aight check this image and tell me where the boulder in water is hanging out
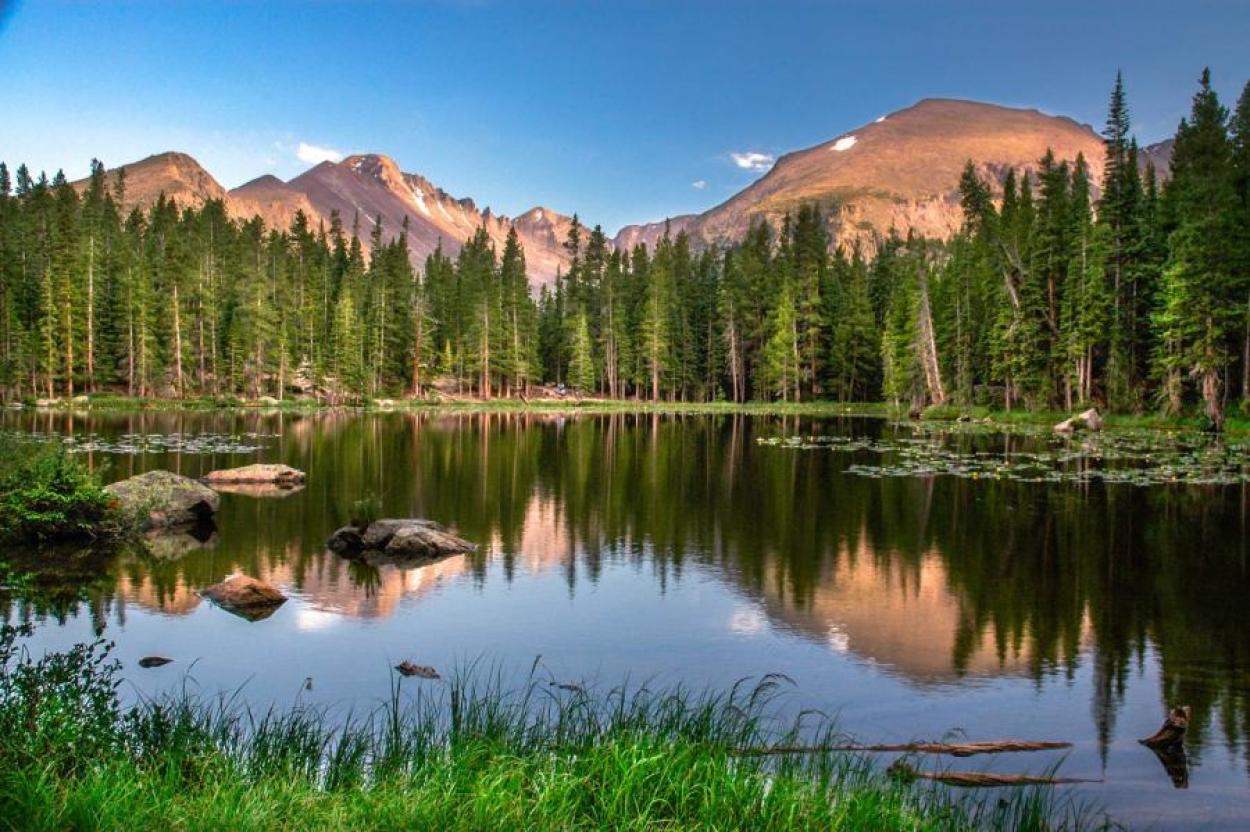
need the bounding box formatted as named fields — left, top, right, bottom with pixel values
left=1054, top=407, right=1103, bottom=434
left=203, top=464, right=306, bottom=487
left=328, top=518, right=474, bottom=563
left=200, top=574, right=287, bottom=621
left=104, top=470, right=220, bottom=530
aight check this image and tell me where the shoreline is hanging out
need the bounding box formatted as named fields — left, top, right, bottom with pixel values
left=7, top=395, right=1248, bottom=434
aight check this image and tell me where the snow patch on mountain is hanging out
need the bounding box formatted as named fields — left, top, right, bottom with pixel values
left=832, top=136, right=858, bottom=152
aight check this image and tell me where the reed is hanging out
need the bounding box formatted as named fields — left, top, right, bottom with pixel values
left=0, top=630, right=1116, bottom=831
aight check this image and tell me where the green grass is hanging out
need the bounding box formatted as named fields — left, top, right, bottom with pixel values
left=0, top=630, right=1117, bottom=831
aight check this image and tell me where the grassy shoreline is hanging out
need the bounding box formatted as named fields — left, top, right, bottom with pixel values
left=9, top=393, right=1249, bottom=434
left=0, top=630, right=1112, bottom=831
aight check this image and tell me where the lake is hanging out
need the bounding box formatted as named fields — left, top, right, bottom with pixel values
left=4, top=408, right=1249, bottom=829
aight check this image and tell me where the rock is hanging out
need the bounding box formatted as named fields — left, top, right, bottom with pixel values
left=203, top=464, right=306, bottom=487
left=385, top=524, right=475, bottom=558
left=327, top=519, right=473, bottom=564
left=373, top=398, right=396, bottom=408
left=395, top=661, right=440, bottom=679
left=956, top=414, right=973, bottom=423
left=104, top=470, right=221, bottom=530
left=200, top=574, right=287, bottom=621
left=138, top=656, right=173, bottom=668
left=34, top=398, right=60, bottom=408
left=72, top=395, right=90, bottom=404
left=326, top=526, right=365, bottom=554
left=361, top=518, right=445, bottom=549
left=255, top=396, right=281, bottom=406
left=1054, top=407, right=1103, bottom=434
left=1078, top=407, right=1103, bottom=431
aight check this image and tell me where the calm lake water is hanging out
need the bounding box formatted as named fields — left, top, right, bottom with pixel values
left=4, top=409, right=1249, bottom=828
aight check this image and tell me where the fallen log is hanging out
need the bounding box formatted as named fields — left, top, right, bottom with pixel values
left=733, top=739, right=1071, bottom=757
left=887, top=762, right=1099, bottom=788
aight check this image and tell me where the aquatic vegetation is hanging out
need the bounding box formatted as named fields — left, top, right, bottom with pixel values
left=0, top=629, right=1113, bottom=831
left=757, top=426, right=1250, bottom=487
left=55, top=431, right=273, bottom=456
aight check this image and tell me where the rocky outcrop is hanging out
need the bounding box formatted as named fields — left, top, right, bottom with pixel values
left=1054, top=408, right=1103, bottom=434
left=104, top=470, right=220, bottom=530
left=328, top=519, right=476, bottom=565
left=203, top=464, right=306, bottom=487
left=199, top=574, right=287, bottom=621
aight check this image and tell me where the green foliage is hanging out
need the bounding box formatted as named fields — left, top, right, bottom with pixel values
left=0, top=70, right=1248, bottom=423
left=0, top=437, right=116, bottom=542
left=0, top=629, right=1111, bottom=831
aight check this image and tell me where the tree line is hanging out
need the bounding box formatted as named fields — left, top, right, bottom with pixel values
left=0, top=71, right=1247, bottom=424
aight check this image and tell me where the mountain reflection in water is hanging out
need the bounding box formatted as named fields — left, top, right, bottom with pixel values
left=3, top=409, right=1249, bottom=827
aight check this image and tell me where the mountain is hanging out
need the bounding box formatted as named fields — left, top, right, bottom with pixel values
left=285, top=154, right=574, bottom=285
left=683, top=99, right=1111, bottom=253
left=227, top=174, right=321, bottom=232
left=612, top=215, right=698, bottom=252
left=73, top=97, right=1176, bottom=286
left=77, top=152, right=579, bottom=285
left=74, top=151, right=229, bottom=212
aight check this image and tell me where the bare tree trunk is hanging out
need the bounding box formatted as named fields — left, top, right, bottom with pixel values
left=86, top=234, right=95, bottom=392
left=172, top=284, right=184, bottom=398
left=916, top=266, right=946, bottom=406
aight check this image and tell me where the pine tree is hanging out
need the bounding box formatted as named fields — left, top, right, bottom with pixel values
left=1156, top=69, right=1238, bottom=428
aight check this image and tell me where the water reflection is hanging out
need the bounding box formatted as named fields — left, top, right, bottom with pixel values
left=2, top=409, right=1249, bottom=776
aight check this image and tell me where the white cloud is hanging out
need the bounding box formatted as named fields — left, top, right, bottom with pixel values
left=730, top=151, right=775, bottom=172
left=691, top=179, right=707, bottom=190
left=296, top=141, right=344, bottom=165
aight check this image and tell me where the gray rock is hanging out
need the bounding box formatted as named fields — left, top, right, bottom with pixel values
left=1054, top=407, right=1104, bottom=434
left=326, top=518, right=472, bottom=563
left=104, top=470, right=221, bottom=530
left=385, top=524, right=475, bottom=558
left=327, top=525, right=365, bottom=554
left=360, top=518, right=445, bottom=549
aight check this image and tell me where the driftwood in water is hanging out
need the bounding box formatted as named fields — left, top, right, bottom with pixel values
left=1140, top=706, right=1191, bottom=749
left=734, top=739, right=1071, bottom=758
left=1139, top=706, right=1191, bottom=789
left=887, top=761, right=1099, bottom=788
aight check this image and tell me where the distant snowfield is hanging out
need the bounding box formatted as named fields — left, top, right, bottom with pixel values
left=832, top=135, right=858, bottom=152
left=875, top=115, right=886, bottom=123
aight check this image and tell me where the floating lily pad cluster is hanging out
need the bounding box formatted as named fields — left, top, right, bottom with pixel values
left=55, top=432, right=273, bottom=456
left=757, top=427, right=1250, bottom=487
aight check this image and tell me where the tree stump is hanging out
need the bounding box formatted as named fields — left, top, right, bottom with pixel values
left=1139, top=705, right=1191, bottom=789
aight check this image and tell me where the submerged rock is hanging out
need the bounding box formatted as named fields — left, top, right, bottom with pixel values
left=104, top=470, right=221, bottom=530
left=395, top=661, right=440, bottom=679
left=200, top=574, right=287, bottom=621
left=203, top=464, right=306, bottom=487
left=138, top=656, right=173, bottom=668
left=1054, top=407, right=1103, bottom=434
left=328, top=518, right=474, bottom=564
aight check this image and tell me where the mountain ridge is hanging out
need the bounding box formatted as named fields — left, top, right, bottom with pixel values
left=71, top=98, right=1172, bottom=284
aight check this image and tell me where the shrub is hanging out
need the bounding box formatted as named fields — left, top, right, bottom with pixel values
left=0, top=437, right=118, bottom=542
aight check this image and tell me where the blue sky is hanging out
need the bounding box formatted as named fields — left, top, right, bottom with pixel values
left=2, top=0, right=1249, bottom=232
